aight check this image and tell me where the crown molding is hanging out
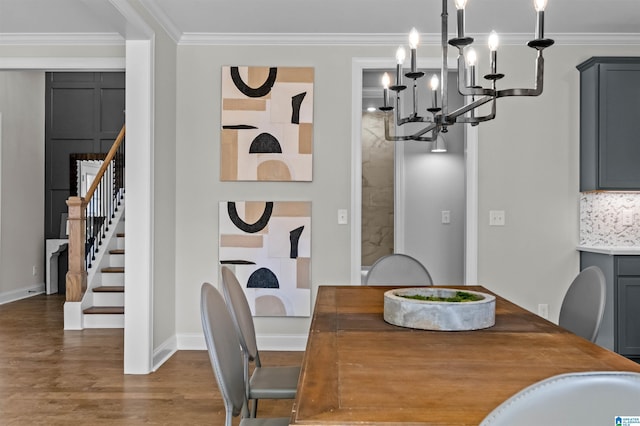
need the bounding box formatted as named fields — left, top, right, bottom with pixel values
left=0, top=57, right=125, bottom=71
left=179, top=32, right=640, bottom=46
left=1, top=31, right=638, bottom=48
left=0, top=33, right=124, bottom=46
left=138, top=0, right=181, bottom=43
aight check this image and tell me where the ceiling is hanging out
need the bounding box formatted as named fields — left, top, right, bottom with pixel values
left=0, top=0, right=639, bottom=43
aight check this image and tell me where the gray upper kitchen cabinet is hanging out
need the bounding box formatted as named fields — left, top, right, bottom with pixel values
left=577, top=57, right=640, bottom=191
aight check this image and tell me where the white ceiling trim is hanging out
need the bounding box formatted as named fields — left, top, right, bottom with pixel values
left=138, top=0, right=181, bottom=43
left=0, top=57, right=125, bottom=70
left=178, top=32, right=640, bottom=46
left=0, top=33, right=124, bottom=46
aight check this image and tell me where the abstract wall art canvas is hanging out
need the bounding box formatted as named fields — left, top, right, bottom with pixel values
left=221, top=66, right=314, bottom=181
left=219, top=201, right=311, bottom=317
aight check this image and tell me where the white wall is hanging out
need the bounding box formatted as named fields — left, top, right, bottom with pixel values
left=401, top=70, right=465, bottom=285
left=477, top=44, right=640, bottom=321
left=175, top=42, right=640, bottom=348
left=0, top=71, right=45, bottom=303
left=176, top=45, right=372, bottom=346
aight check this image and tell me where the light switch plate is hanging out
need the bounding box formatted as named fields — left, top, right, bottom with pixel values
left=338, top=209, right=348, bottom=225
left=441, top=210, right=451, bottom=224
left=489, top=210, right=505, bottom=226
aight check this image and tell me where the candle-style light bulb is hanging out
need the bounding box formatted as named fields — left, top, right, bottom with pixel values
left=381, top=72, right=391, bottom=108
left=466, top=48, right=477, bottom=87
left=409, top=28, right=419, bottom=73
left=534, top=0, right=547, bottom=12
left=454, top=0, right=468, bottom=38
left=455, top=0, right=468, bottom=9
left=382, top=72, right=391, bottom=89
left=429, top=74, right=439, bottom=91
left=488, top=31, right=499, bottom=51
left=430, top=74, right=439, bottom=108
left=466, top=48, right=477, bottom=67
left=409, top=28, right=420, bottom=49
left=534, top=0, right=547, bottom=39
left=488, top=31, right=499, bottom=75
left=396, top=46, right=406, bottom=65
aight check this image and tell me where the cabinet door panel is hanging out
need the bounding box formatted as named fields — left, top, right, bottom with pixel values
left=617, top=277, right=640, bottom=356
left=599, top=64, right=640, bottom=189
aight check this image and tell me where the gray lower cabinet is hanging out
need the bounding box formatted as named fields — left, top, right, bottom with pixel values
left=581, top=252, right=640, bottom=359
left=577, top=57, right=640, bottom=191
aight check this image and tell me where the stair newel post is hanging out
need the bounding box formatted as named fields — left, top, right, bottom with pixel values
left=66, top=196, right=87, bottom=302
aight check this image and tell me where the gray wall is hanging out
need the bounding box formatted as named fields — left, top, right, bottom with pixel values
left=401, top=70, right=465, bottom=285
left=0, top=71, right=45, bottom=302
left=175, top=42, right=640, bottom=345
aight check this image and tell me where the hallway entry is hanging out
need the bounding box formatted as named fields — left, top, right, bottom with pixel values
left=44, top=72, right=125, bottom=292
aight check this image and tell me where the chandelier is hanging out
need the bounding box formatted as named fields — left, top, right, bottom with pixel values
left=379, top=0, right=554, bottom=142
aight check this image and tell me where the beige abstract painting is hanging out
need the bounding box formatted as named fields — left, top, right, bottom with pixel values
left=219, top=201, right=311, bottom=317
left=221, top=66, right=314, bottom=181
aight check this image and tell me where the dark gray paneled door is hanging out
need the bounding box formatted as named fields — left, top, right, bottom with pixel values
left=45, top=72, right=125, bottom=239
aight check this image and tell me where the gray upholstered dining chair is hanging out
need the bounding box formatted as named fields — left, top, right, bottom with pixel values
left=558, top=265, right=606, bottom=342
left=479, top=371, right=640, bottom=426
left=200, top=283, right=290, bottom=426
left=220, top=266, right=300, bottom=417
left=364, top=253, right=433, bottom=286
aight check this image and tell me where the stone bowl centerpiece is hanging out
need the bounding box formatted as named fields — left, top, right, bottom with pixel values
left=383, top=287, right=496, bottom=331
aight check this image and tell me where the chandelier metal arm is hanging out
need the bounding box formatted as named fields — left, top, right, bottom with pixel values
left=496, top=53, right=545, bottom=98
left=384, top=112, right=439, bottom=142
left=446, top=96, right=497, bottom=125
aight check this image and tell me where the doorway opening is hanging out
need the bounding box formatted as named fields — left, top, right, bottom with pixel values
left=352, top=58, right=478, bottom=286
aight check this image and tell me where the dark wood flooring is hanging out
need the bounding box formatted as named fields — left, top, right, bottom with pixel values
left=0, top=294, right=302, bottom=425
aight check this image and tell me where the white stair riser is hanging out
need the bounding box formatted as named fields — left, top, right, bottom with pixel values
left=83, top=314, right=124, bottom=329
left=93, top=292, right=124, bottom=307
left=109, top=255, right=124, bottom=268
left=116, top=237, right=125, bottom=250
left=100, top=272, right=124, bottom=286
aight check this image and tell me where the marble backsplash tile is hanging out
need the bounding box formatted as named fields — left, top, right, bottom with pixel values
left=580, top=192, right=640, bottom=246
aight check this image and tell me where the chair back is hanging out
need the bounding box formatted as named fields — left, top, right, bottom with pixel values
left=364, top=253, right=433, bottom=286
left=558, top=266, right=606, bottom=342
left=200, top=282, right=247, bottom=426
left=480, top=371, right=640, bottom=426
left=220, top=266, right=260, bottom=363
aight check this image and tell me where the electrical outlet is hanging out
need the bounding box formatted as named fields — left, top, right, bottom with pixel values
left=489, top=210, right=505, bottom=226
left=32, top=266, right=39, bottom=277
left=538, top=303, right=549, bottom=319
left=622, top=209, right=634, bottom=226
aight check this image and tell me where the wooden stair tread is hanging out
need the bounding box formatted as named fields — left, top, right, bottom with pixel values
left=109, top=249, right=125, bottom=255
left=101, top=267, right=124, bottom=273
left=83, top=306, right=124, bottom=315
left=93, top=286, right=124, bottom=293
left=117, top=233, right=125, bottom=238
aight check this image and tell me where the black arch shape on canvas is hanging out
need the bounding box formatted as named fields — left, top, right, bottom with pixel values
left=230, top=67, right=277, bottom=98
left=222, top=124, right=258, bottom=130
left=249, top=133, right=283, bottom=154
left=247, top=267, right=280, bottom=289
left=291, top=92, right=307, bottom=124
left=227, top=201, right=273, bottom=234
left=289, top=226, right=304, bottom=258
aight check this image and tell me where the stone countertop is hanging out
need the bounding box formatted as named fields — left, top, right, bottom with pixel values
left=577, top=245, right=640, bottom=255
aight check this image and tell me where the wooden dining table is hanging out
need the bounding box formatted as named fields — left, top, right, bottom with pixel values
left=289, top=285, right=640, bottom=425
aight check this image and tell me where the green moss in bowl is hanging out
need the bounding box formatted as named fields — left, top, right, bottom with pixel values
left=400, top=291, right=484, bottom=303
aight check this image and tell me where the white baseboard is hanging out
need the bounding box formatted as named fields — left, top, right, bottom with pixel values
left=0, top=283, right=45, bottom=305
left=153, top=335, right=178, bottom=371
left=177, top=332, right=308, bottom=352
